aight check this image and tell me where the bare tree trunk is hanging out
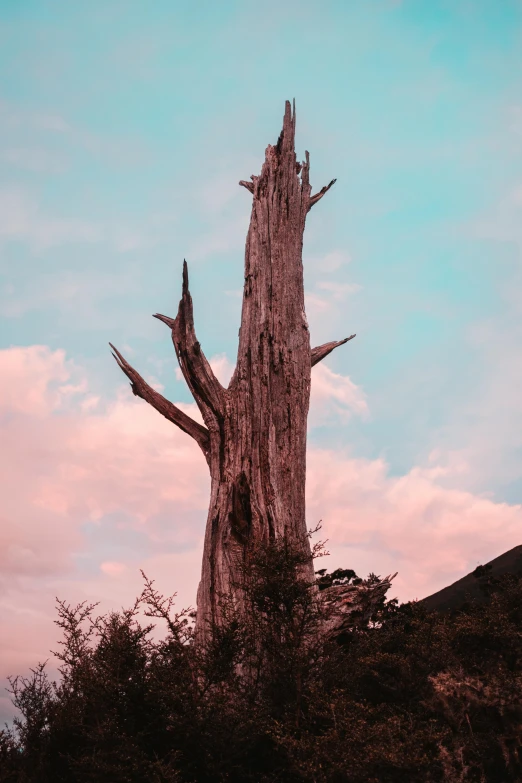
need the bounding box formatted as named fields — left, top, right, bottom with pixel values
left=110, top=101, right=354, bottom=642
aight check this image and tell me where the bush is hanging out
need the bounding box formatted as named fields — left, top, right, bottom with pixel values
left=1, top=541, right=521, bottom=782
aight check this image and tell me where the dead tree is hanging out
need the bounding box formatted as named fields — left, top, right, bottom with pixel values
left=110, top=101, right=355, bottom=641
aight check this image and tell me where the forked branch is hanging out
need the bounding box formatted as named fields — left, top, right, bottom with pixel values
left=311, top=335, right=356, bottom=367
left=109, top=342, right=211, bottom=463
left=154, top=260, right=226, bottom=423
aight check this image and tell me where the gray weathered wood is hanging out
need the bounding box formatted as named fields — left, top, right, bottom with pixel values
left=110, top=101, right=355, bottom=641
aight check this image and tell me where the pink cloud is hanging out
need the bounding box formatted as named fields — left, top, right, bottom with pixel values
left=310, top=363, right=369, bottom=425
left=0, top=345, right=89, bottom=417
left=99, top=561, right=128, bottom=576
left=305, top=291, right=331, bottom=317
left=208, top=353, right=235, bottom=386
left=1, top=344, right=521, bottom=724
left=304, top=261, right=360, bottom=321
left=307, top=449, right=522, bottom=602
left=176, top=352, right=235, bottom=388
left=0, top=345, right=209, bottom=705
left=306, top=250, right=352, bottom=272
left=316, top=281, right=362, bottom=300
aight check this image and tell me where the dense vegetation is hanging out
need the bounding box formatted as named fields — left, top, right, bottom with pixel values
left=1, top=540, right=521, bottom=782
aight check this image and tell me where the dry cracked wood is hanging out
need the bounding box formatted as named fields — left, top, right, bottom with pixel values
left=110, top=100, right=356, bottom=641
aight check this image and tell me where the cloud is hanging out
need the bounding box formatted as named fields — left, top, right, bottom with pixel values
left=305, top=291, right=331, bottom=317
left=0, top=100, right=71, bottom=134
left=307, top=448, right=522, bottom=603
left=304, top=260, right=361, bottom=319
left=1, top=344, right=522, bottom=726
left=176, top=353, right=366, bottom=416
left=100, top=561, right=128, bottom=576
left=2, top=274, right=102, bottom=319
left=1, top=147, right=67, bottom=173
left=0, top=343, right=209, bottom=587
left=507, top=105, right=522, bottom=139
left=316, top=281, right=362, bottom=300
left=0, top=343, right=211, bottom=721
left=310, top=363, right=369, bottom=426
left=0, top=185, right=161, bottom=259
left=186, top=212, right=249, bottom=261
left=0, top=345, right=86, bottom=416
left=305, top=286, right=360, bottom=320
left=200, top=170, right=245, bottom=216
left=0, top=186, right=102, bottom=251
left=425, top=183, right=522, bottom=497
left=307, top=250, right=352, bottom=272
left=0, top=99, right=149, bottom=168
left=208, top=353, right=235, bottom=386
left=466, top=183, right=522, bottom=248
left=182, top=164, right=258, bottom=261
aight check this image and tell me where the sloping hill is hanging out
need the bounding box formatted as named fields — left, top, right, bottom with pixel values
left=421, top=544, right=522, bottom=613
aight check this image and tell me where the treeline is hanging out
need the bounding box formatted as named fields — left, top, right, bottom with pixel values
left=1, top=540, right=521, bottom=782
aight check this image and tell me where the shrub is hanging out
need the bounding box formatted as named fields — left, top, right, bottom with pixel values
left=1, top=542, right=521, bottom=782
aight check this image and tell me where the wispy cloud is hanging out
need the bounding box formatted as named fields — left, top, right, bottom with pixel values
left=0, top=99, right=150, bottom=168
left=307, top=250, right=352, bottom=273
left=1, top=147, right=67, bottom=173
left=305, top=272, right=361, bottom=318
left=186, top=213, right=249, bottom=261
left=0, top=185, right=164, bottom=258
left=310, top=363, right=369, bottom=427
left=316, top=280, right=362, bottom=300
left=0, top=100, right=71, bottom=134
left=0, top=186, right=102, bottom=251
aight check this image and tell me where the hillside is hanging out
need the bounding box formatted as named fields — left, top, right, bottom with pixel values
left=421, top=544, right=522, bottom=612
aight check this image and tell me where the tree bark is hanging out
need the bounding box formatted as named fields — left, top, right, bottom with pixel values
left=110, top=101, right=354, bottom=642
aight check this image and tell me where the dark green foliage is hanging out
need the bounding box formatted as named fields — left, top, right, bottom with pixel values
left=316, top=567, right=358, bottom=590
left=1, top=544, right=522, bottom=782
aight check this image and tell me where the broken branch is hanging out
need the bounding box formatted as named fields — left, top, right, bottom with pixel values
left=109, top=342, right=211, bottom=463
left=309, top=178, right=336, bottom=211
left=311, top=335, right=356, bottom=367
left=239, top=179, right=254, bottom=194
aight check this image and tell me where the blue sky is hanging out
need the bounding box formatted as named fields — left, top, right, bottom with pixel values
left=2, top=0, right=521, bottom=480
left=1, top=0, right=522, bottom=722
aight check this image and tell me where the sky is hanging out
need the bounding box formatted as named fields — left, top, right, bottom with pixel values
left=1, top=0, right=522, bottom=724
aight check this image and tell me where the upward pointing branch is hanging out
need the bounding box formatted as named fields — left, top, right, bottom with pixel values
left=110, top=261, right=223, bottom=466
left=309, top=178, right=336, bottom=211
left=154, top=260, right=226, bottom=427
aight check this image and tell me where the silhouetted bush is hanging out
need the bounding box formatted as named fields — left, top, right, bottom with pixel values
left=1, top=540, right=521, bottom=782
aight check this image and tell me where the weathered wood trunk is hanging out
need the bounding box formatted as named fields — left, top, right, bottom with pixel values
left=110, top=101, right=354, bottom=641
